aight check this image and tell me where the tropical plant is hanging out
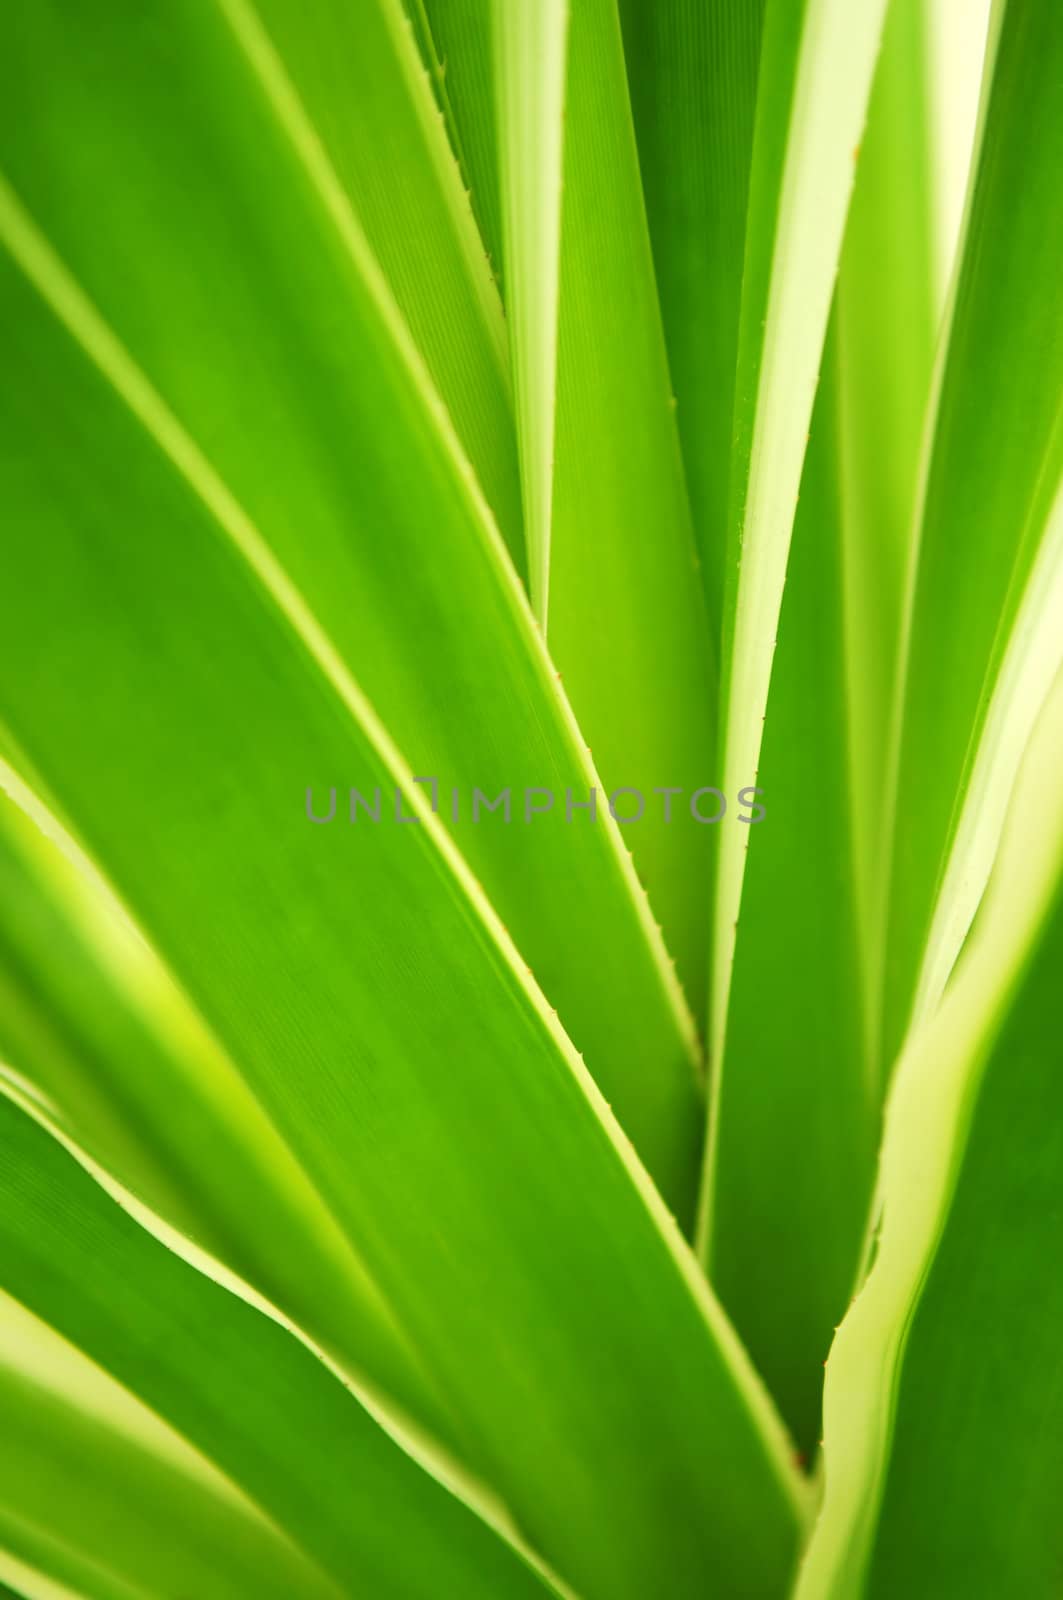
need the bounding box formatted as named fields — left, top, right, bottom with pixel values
left=0, top=0, right=1061, bottom=1595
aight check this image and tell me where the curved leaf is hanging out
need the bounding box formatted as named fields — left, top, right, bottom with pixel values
left=0, top=0, right=701, bottom=1221
left=410, top=0, right=718, bottom=1017
left=547, top=0, right=716, bottom=1015
left=618, top=0, right=765, bottom=637
left=698, top=4, right=912, bottom=1435
left=796, top=662, right=1063, bottom=1599
left=0, top=771, right=459, bottom=1448
left=0, top=1092, right=566, bottom=1600
left=701, top=330, right=875, bottom=1455
left=0, top=1292, right=338, bottom=1600
left=0, top=202, right=806, bottom=1600
left=710, top=0, right=888, bottom=1067
left=880, top=0, right=1063, bottom=1064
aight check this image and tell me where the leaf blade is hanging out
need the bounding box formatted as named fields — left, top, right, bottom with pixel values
left=0, top=192, right=806, bottom=1600
left=0, top=0, right=702, bottom=1220
left=880, top=0, right=1063, bottom=1064
left=796, top=662, right=1063, bottom=1600
left=492, top=0, right=568, bottom=621
left=618, top=0, right=765, bottom=637
left=710, top=0, right=889, bottom=1066
left=0, top=1092, right=568, bottom=1600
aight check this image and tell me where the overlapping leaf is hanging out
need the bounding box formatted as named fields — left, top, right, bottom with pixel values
left=1, top=3, right=1056, bottom=1596
left=0, top=1289, right=337, bottom=1600
left=0, top=777, right=455, bottom=1448
left=491, top=0, right=567, bottom=620
left=709, top=0, right=888, bottom=1070
left=545, top=0, right=716, bottom=1016
left=797, top=663, right=1063, bottom=1600
left=426, top=0, right=717, bottom=1015
left=418, top=0, right=505, bottom=283
left=880, top=0, right=1063, bottom=1065
left=699, top=0, right=938, bottom=1451
left=0, top=0, right=702, bottom=1223
left=0, top=191, right=806, bottom=1600
left=0, top=1091, right=564, bottom=1600
left=701, top=333, right=873, bottom=1455
left=241, top=0, right=525, bottom=569
left=618, top=0, right=765, bottom=637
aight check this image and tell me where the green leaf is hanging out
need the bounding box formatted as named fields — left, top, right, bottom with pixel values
left=415, top=0, right=718, bottom=1018
left=710, top=0, right=888, bottom=1066
left=835, top=0, right=936, bottom=992
left=698, top=0, right=940, bottom=1453
left=0, top=1090, right=566, bottom=1600
left=924, top=0, right=995, bottom=310
left=492, top=0, right=568, bottom=622
left=0, top=1577, right=37, bottom=1600
left=0, top=771, right=457, bottom=1451
left=696, top=0, right=901, bottom=1435
left=880, top=0, right=1063, bottom=1066
left=0, top=198, right=806, bottom=1600
left=418, top=0, right=505, bottom=283
left=795, top=662, right=1063, bottom=1600
left=618, top=0, right=766, bottom=637
left=0, top=1293, right=339, bottom=1600
left=699, top=329, right=875, bottom=1456
left=0, top=0, right=702, bottom=1221
left=237, top=0, right=525, bottom=572
left=546, top=0, right=716, bottom=1016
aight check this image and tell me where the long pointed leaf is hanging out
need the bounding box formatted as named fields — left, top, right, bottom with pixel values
left=0, top=1092, right=566, bottom=1600
left=237, top=0, right=525, bottom=569
left=880, top=0, right=1063, bottom=1065
left=0, top=774, right=458, bottom=1450
left=700, top=330, right=874, bottom=1454
left=547, top=0, right=716, bottom=1014
left=0, top=210, right=806, bottom=1600
left=835, top=0, right=936, bottom=983
left=0, top=1293, right=337, bottom=1600
left=618, top=0, right=765, bottom=636
left=410, top=0, right=718, bottom=1014
left=0, top=0, right=701, bottom=1219
left=418, top=0, right=505, bottom=282
left=710, top=0, right=888, bottom=1064
left=492, top=0, right=567, bottom=621
left=796, top=661, right=1063, bottom=1599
